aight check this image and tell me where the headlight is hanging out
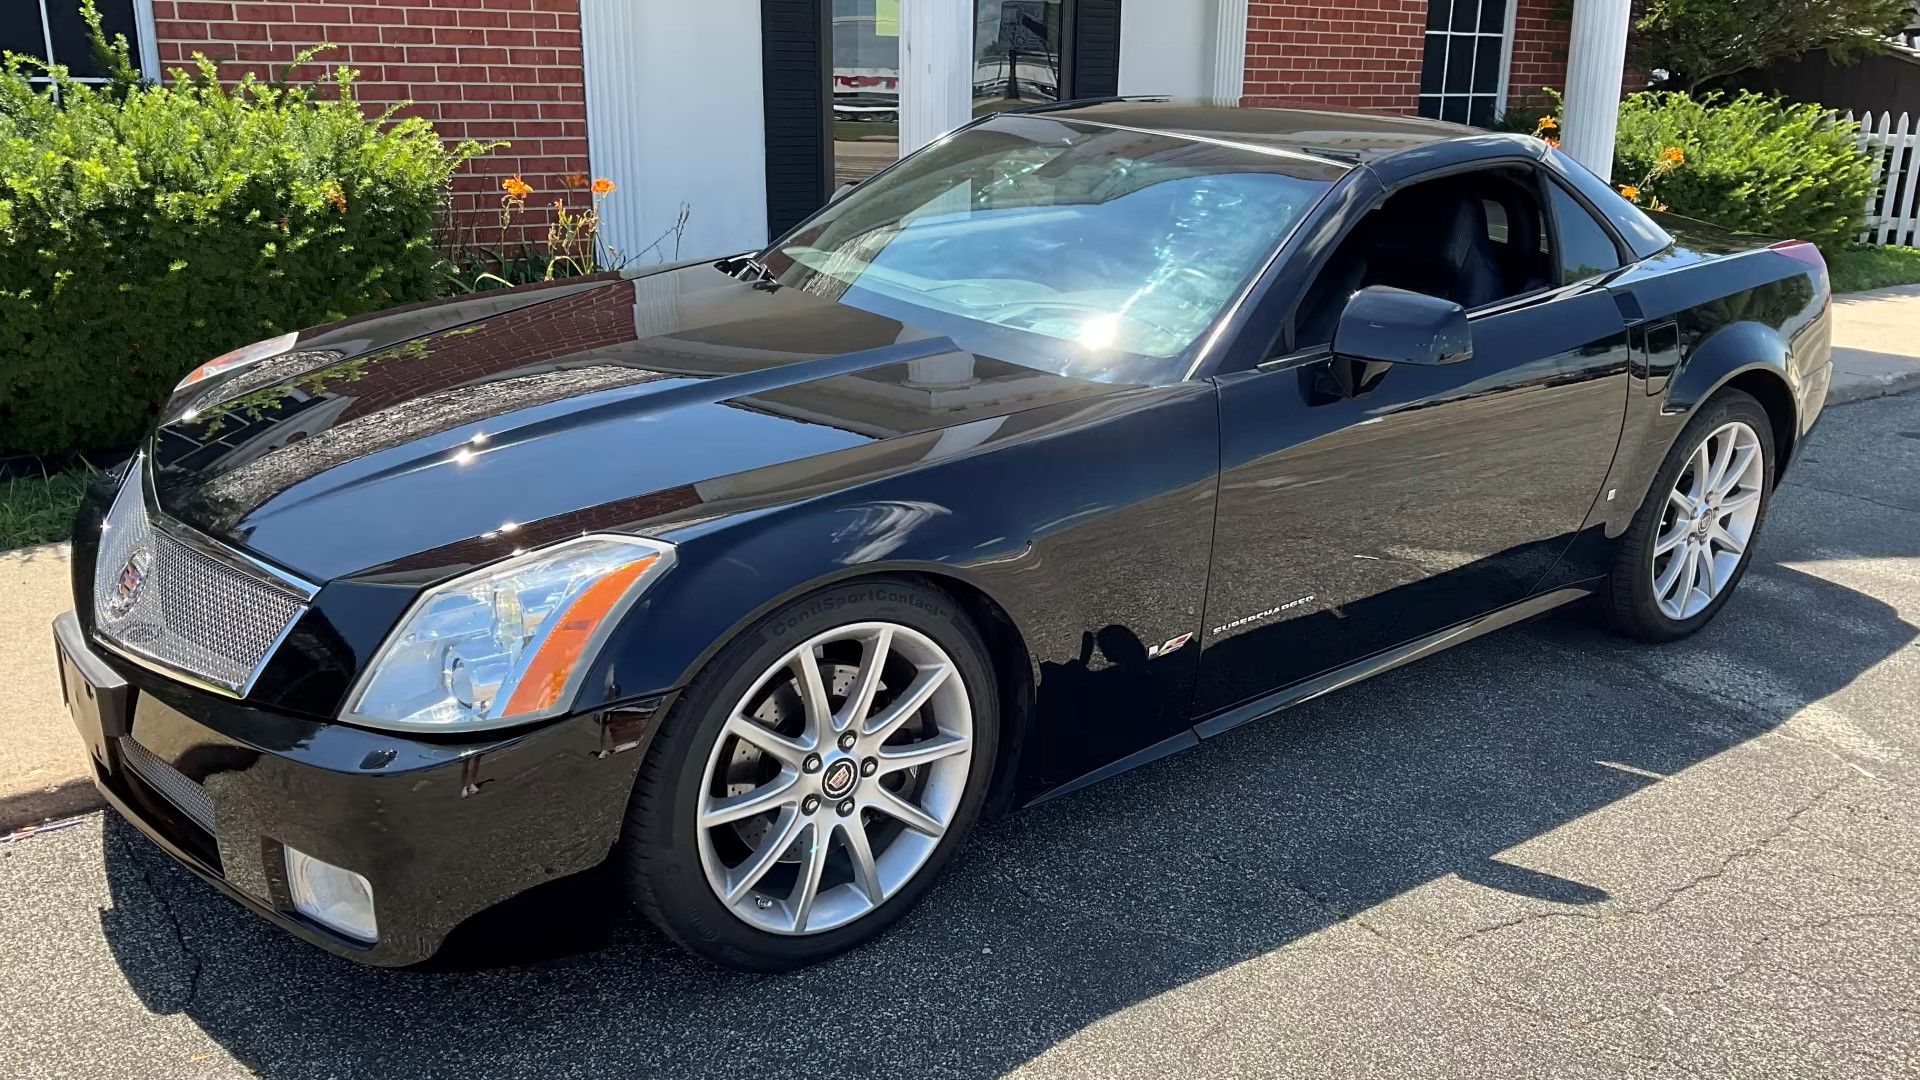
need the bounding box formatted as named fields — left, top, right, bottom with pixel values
left=174, top=331, right=300, bottom=391
left=341, top=535, right=675, bottom=733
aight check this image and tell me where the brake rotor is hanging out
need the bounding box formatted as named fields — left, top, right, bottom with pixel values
left=726, top=662, right=859, bottom=860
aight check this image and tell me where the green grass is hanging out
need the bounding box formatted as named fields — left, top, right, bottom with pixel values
left=1827, top=245, right=1920, bottom=294
left=0, top=465, right=97, bottom=551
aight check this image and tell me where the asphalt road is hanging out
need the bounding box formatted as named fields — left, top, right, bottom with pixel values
left=4, top=392, right=1919, bottom=1080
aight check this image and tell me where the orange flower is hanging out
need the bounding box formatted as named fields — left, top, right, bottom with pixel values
left=1544, top=136, right=1561, bottom=149
left=563, top=171, right=589, bottom=189
left=324, top=183, right=347, bottom=213
left=1618, top=183, right=1640, bottom=201
left=591, top=177, right=616, bottom=196
left=1660, top=146, right=1685, bottom=164
left=502, top=176, right=533, bottom=199
left=1536, top=115, right=1558, bottom=131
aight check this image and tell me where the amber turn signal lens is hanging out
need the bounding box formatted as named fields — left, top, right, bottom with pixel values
left=501, top=554, right=658, bottom=717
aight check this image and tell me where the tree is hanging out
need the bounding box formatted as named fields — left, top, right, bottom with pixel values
left=1633, top=0, right=1914, bottom=90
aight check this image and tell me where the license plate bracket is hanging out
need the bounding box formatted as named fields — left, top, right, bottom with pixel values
left=53, top=613, right=133, bottom=755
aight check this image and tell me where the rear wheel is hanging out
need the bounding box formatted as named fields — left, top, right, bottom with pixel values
left=619, top=579, right=997, bottom=971
left=1606, top=389, right=1774, bottom=641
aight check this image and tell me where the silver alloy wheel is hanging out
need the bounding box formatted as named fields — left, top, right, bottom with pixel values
left=695, top=622, right=973, bottom=935
left=1652, top=420, right=1765, bottom=621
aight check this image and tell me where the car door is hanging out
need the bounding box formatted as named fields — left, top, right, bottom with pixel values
left=1192, top=163, right=1634, bottom=718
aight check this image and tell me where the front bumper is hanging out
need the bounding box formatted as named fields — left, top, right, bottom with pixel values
left=55, top=611, right=659, bottom=966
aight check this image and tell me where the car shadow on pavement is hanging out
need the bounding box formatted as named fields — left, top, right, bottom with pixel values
left=94, top=552, right=1916, bottom=1079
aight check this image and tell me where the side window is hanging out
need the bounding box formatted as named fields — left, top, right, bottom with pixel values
left=1547, top=183, right=1623, bottom=284
left=1292, top=169, right=1559, bottom=349
left=1482, top=198, right=1508, bottom=243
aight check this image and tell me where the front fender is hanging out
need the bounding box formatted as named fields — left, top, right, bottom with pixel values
left=598, top=510, right=1031, bottom=711
left=573, top=381, right=1222, bottom=802
left=585, top=384, right=1219, bottom=704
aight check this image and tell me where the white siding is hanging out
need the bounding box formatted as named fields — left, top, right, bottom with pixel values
left=581, top=0, right=770, bottom=263
left=1118, top=0, right=1214, bottom=99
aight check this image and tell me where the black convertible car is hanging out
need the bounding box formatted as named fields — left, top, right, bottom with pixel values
left=55, top=102, right=1832, bottom=971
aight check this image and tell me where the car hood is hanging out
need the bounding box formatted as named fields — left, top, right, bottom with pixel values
left=149, top=263, right=1132, bottom=582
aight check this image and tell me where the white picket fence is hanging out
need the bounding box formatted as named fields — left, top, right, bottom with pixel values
left=1846, top=111, right=1920, bottom=248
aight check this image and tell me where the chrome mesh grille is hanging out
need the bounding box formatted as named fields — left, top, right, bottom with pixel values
left=92, top=467, right=308, bottom=694
left=118, top=737, right=215, bottom=834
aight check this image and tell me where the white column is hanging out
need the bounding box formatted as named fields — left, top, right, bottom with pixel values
left=1559, top=0, right=1632, bottom=180
left=1210, top=0, right=1249, bottom=106
left=899, top=0, right=974, bottom=156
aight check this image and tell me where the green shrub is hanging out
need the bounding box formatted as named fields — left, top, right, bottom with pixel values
left=1612, top=92, right=1874, bottom=254
left=0, top=42, right=488, bottom=455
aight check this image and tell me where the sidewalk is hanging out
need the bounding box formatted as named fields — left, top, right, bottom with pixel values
left=0, top=543, right=96, bottom=830
left=5, top=288, right=1920, bottom=834
left=1828, top=283, right=1920, bottom=404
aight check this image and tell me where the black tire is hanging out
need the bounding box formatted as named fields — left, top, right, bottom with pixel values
left=1605, top=388, right=1775, bottom=641
left=618, top=577, right=999, bottom=972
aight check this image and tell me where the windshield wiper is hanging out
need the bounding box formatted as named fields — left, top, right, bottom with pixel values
left=719, top=252, right=780, bottom=289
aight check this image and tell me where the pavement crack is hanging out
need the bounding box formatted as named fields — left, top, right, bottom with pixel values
left=1439, top=777, right=1854, bottom=956
left=107, top=825, right=205, bottom=1011
left=1780, top=478, right=1920, bottom=516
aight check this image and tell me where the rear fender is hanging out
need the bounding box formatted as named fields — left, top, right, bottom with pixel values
left=1665, top=320, right=1792, bottom=418
left=1599, top=319, right=1797, bottom=540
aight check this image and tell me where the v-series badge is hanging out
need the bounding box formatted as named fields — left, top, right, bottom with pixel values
left=1212, top=595, right=1315, bottom=636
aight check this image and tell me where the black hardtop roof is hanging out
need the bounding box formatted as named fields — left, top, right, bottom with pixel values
left=1017, top=98, right=1482, bottom=167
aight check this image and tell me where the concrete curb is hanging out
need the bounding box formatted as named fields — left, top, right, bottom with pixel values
left=0, top=776, right=102, bottom=835
left=1826, top=366, right=1920, bottom=407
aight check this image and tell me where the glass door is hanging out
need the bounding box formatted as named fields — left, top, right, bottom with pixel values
left=827, top=0, right=1071, bottom=188
left=830, top=0, right=902, bottom=186
left=972, top=0, right=1065, bottom=119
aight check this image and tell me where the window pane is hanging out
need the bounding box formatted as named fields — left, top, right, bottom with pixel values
left=1549, top=147, right=1674, bottom=258
left=2, top=5, right=48, bottom=61
left=1445, top=36, right=1474, bottom=93
left=46, top=0, right=139, bottom=78
left=1478, top=0, right=1508, bottom=33
left=1449, top=0, right=1477, bottom=31
left=973, top=1, right=1064, bottom=116
left=1426, top=1, right=1450, bottom=32
left=1417, top=95, right=1443, bottom=120
left=1549, top=183, right=1622, bottom=283
left=1468, top=96, right=1496, bottom=128
left=832, top=0, right=901, bottom=186
left=1471, top=37, right=1501, bottom=94
left=1441, top=96, right=1469, bottom=124
left=1419, top=35, right=1446, bottom=94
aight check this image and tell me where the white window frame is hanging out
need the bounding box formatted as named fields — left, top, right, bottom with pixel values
left=20, top=0, right=161, bottom=89
left=1417, top=0, right=1519, bottom=126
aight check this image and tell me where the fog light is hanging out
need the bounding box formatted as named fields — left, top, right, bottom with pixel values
left=284, top=847, right=378, bottom=943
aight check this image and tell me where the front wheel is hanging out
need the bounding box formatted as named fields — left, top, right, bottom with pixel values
left=619, top=579, right=997, bottom=971
left=1606, top=388, right=1774, bottom=641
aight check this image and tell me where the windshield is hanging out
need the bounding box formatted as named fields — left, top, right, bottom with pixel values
left=764, top=114, right=1341, bottom=382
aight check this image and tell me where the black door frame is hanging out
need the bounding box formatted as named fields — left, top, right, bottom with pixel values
left=758, top=0, right=1124, bottom=238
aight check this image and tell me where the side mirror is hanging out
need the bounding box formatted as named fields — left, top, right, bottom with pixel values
left=1332, top=286, right=1472, bottom=367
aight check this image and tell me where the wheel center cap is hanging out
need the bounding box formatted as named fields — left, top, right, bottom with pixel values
left=820, top=757, right=858, bottom=799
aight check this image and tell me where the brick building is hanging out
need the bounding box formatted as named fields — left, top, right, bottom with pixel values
left=9, top=0, right=1604, bottom=260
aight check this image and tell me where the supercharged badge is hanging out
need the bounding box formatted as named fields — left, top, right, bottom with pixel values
left=1212, top=595, right=1315, bottom=636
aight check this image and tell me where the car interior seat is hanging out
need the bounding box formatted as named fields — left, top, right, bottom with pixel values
left=1293, top=172, right=1556, bottom=350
